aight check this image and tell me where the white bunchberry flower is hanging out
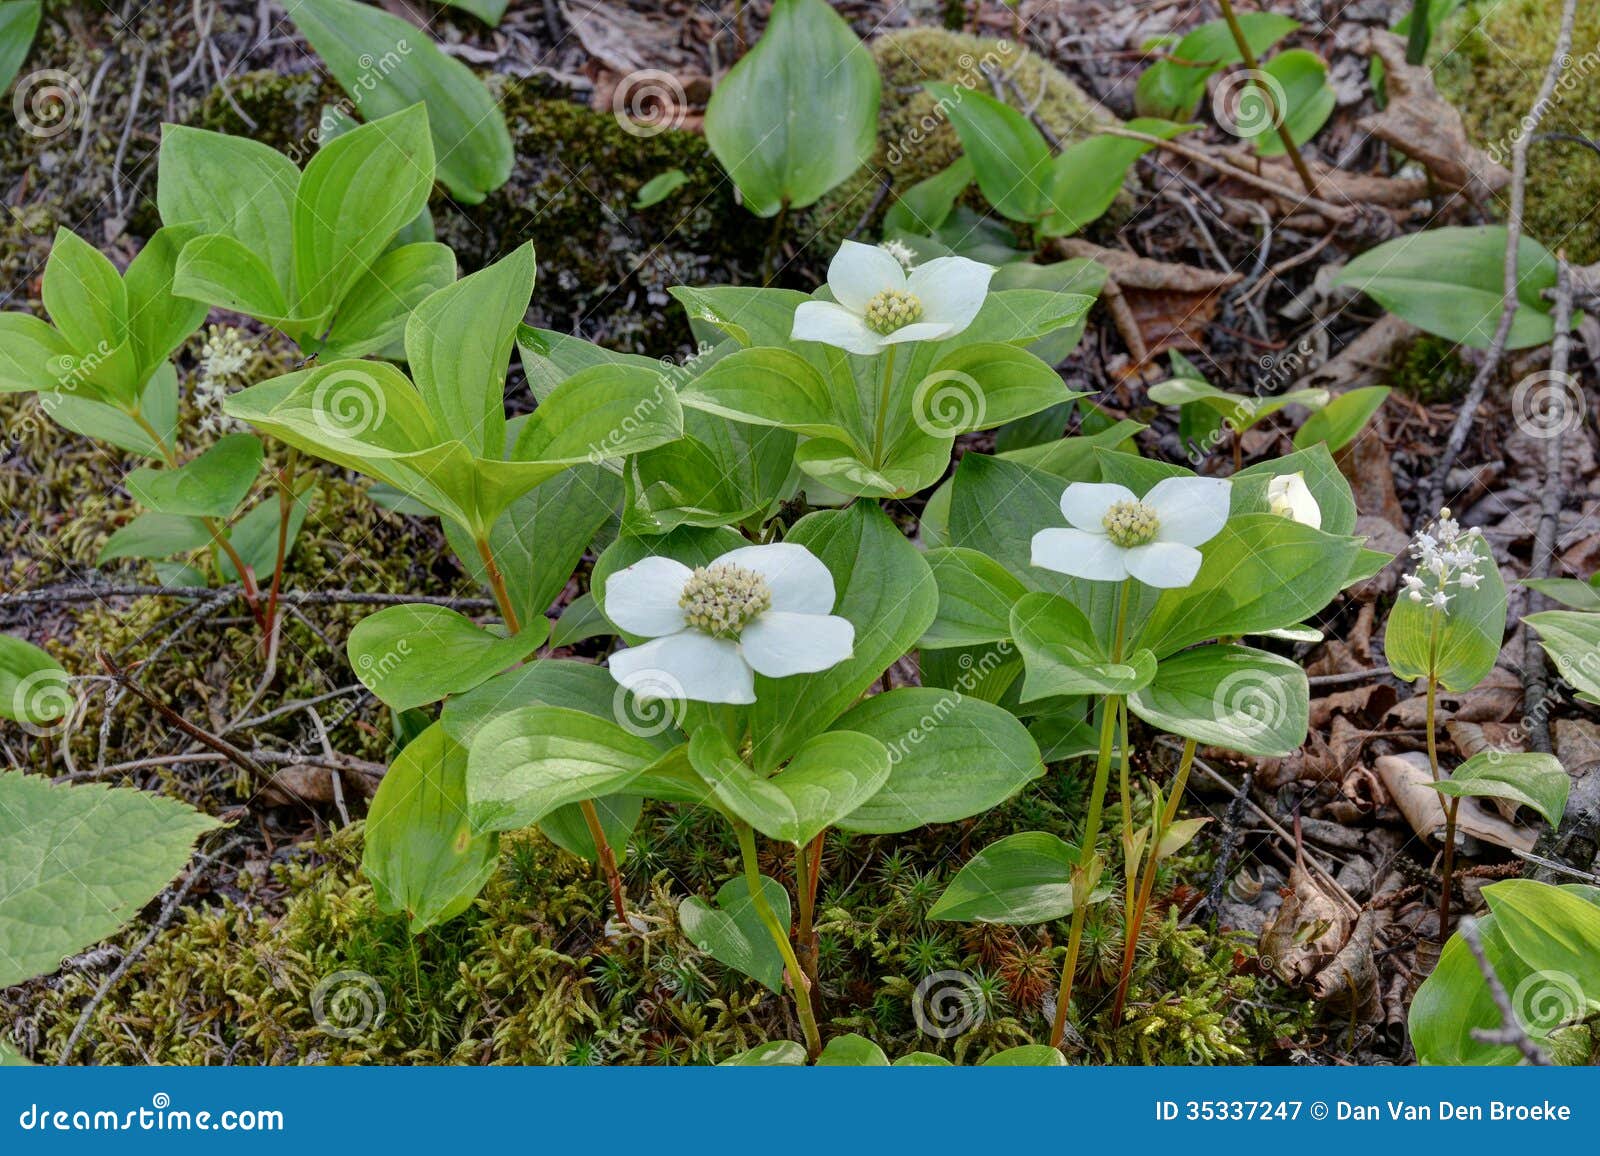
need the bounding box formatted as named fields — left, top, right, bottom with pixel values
left=1267, top=472, right=1321, bottom=528
left=878, top=238, right=917, bottom=271
left=1400, top=508, right=1487, bottom=613
left=791, top=239, right=993, bottom=356
left=1031, top=477, right=1233, bottom=589
left=604, top=543, right=855, bottom=705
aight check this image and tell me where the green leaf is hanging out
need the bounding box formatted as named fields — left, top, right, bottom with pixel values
left=406, top=242, right=531, bottom=457
left=122, top=225, right=209, bottom=379
left=884, top=157, right=973, bottom=237
left=124, top=433, right=262, bottom=518
left=0, top=770, right=219, bottom=987
left=98, top=512, right=210, bottom=565
left=1430, top=751, right=1568, bottom=829
left=893, top=1051, right=954, bottom=1067
left=929, top=83, right=1050, bottom=223
left=362, top=723, right=499, bottom=934
left=549, top=592, right=614, bottom=649
left=679, top=345, right=864, bottom=451
left=1523, top=578, right=1600, bottom=612
left=688, top=728, right=889, bottom=846
left=42, top=228, right=127, bottom=360
left=291, top=103, right=436, bottom=326
left=173, top=234, right=295, bottom=327
left=1135, top=515, right=1362, bottom=658
left=465, top=705, right=663, bottom=833
left=321, top=241, right=456, bottom=360
left=44, top=365, right=177, bottom=460
left=0, top=634, right=69, bottom=728
left=1230, top=442, right=1359, bottom=536
left=831, top=689, right=1045, bottom=834
left=434, top=0, right=507, bottom=24
left=1384, top=531, right=1506, bottom=692
left=537, top=795, right=641, bottom=864
left=1129, top=644, right=1309, bottom=757
left=919, top=342, right=1079, bottom=433
left=0, top=2, right=41, bottom=95
left=930, top=831, right=1094, bottom=924
left=1242, top=50, right=1335, bottom=157
left=703, top=0, right=879, bottom=217
left=720, top=1040, right=808, bottom=1066
left=633, top=168, right=688, bottom=209
left=346, top=603, right=545, bottom=713
left=285, top=0, right=509, bottom=204
left=0, top=313, right=76, bottom=394
left=157, top=123, right=299, bottom=287
left=1041, top=119, right=1193, bottom=236
left=1012, top=592, right=1157, bottom=700
left=679, top=874, right=791, bottom=993
left=1292, top=386, right=1390, bottom=453
left=983, top=1044, right=1068, bottom=1066
left=1134, top=13, right=1299, bottom=119
left=1524, top=610, right=1600, bottom=703
left=1333, top=226, right=1560, bottom=351
left=815, top=1034, right=889, bottom=1066
left=1147, top=376, right=1329, bottom=433
left=749, top=503, right=937, bottom=771
left=922, top=547, right=1029, bottom=648
left=441, top=658, right=649, bottom=750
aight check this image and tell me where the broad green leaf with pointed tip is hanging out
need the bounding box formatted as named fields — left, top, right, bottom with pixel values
left=1147, top=376, right=1329, bottom=432
left=1292, top=385, right=1390, bottom=454
left=922, top=546, right=1029, bottom=648
left=633, top=168, right=688, bottom=209
left=1524, top=610, right=1600, bottom=703
left=441, top=658, right=656, bottom=750
left=42, top=228, right=128, bottom=358
left=884, top=156, right=973, bottom=237
left=285, top=0, right=509, bottom=203
left=832, top=689, right=1045, bottom=834
left=157, top=123, right=299, bottom=286
left=405, top=243, right=531, bottom=456
left=918, top=342, right=1082, bottom=433
left=929, top=83, right=1050, bottom=223
left=125, top=433, right=262, bottom=519
left=0, top=770, right=219, bottom=987
left=1040, top=118, right=1195, bottom=237
left=1385, top=530, right=1506, bottom=692
left=679, top=346, right=864, bottom=451
left=174, top=233, right=297, bottom=327
left=466, top=705, right=661, bottom=833
left=347, top=603, right=545, bottom=713
left=321, top=241, right=455, bottom=360
left=0, top=2, right=41, bottom=97
left=1129, top=644, right=1309, bottom=757
left=45, top=362, right=178, bottom=458
left=930, top=831, right=1102, bottom=924
left=1134, top=13, right=1299, bottom=119
left=291, top=103, right=436, bottom=326
left=688, top=728, right=890, bottom=847
left=680, top=874, right=791, bottom=993
left=0, top=313, right=77, bottom=394
left=1431, top=752, right=1569, bottom=829
left=704, top=0, right=879, bottom=217
left=98, top=512, right=210, bottom=564
left=0, top=634, right=69, bottom=727
left=363, top=724, right=499, bottom=934
left=122, top=224, right=208, bottom=380
left=1523, top=578, right=1600, bottom=612
left=1012, top=592, right=1157, bottom=701
left=816, top=1034, right=889, bottom=1066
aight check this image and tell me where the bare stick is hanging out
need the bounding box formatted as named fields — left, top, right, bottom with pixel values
left=1, top=584, right=494, bottom=612
left=1458, top=917, right=1553, bottom=1064
left=1424, top=0, right=1578, bottom=516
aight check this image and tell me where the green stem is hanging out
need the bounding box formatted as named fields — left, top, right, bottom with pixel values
left=736, top=821, right=822, bottom=1059
left=760, top=199, right=790, bottom=287
left=1424, top=615, right=1455, bottom=942
left=1405, top=0, right=1432, bottom=65
left=1216, top=0, right=1317, bottom=195
left=872, top=343, right=898, bottom=469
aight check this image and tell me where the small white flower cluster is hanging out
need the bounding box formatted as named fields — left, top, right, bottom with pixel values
left=1402, top=508, right=1486, bottom=611
left=193, top=325, right=254, bottom=437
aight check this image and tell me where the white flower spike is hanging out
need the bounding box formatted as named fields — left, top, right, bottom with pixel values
left=1401, top=508, right=1486, bottom=610
left=1267, top=472, right=1321, bottom=529
left=604, top=543, right=855, bottom=705
left=791, top=239, right=994, bottom=356
left=1031, top=477, right=1232, bottom=589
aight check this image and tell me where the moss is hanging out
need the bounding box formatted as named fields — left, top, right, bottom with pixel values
left=196, top=69, right=344, bottom=163
left=804, top=28, right=1117, bottom=251
left=1437, top=0, right=1600, bottom=263
left=1383, top=333, right=1472, bottom=403
left=436, top=83, right=770, bottom=354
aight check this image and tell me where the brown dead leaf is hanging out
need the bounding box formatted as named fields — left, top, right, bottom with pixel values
left=1259, top=855, right=1354, bottom=987
left=1373, top=752, right=1537, bottom=852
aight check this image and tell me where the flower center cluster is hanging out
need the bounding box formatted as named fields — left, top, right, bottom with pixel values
left=679, top=563, right=771, bottom=637
left=1102, top=500, right=1160, bottom=548
left=864, top=288, right=923, bottom=335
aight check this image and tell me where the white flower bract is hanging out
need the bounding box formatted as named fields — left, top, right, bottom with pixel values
left=1267, top=472, right=1321, bottom=528
left=1030, top=477, right=1232, bottom=589
left=604, top=542, right=855, bottom=705
left=790, top=239, right=994, bottom=355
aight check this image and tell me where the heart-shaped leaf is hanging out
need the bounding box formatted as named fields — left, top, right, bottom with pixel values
left=679, top=874, right=791, bottom=993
